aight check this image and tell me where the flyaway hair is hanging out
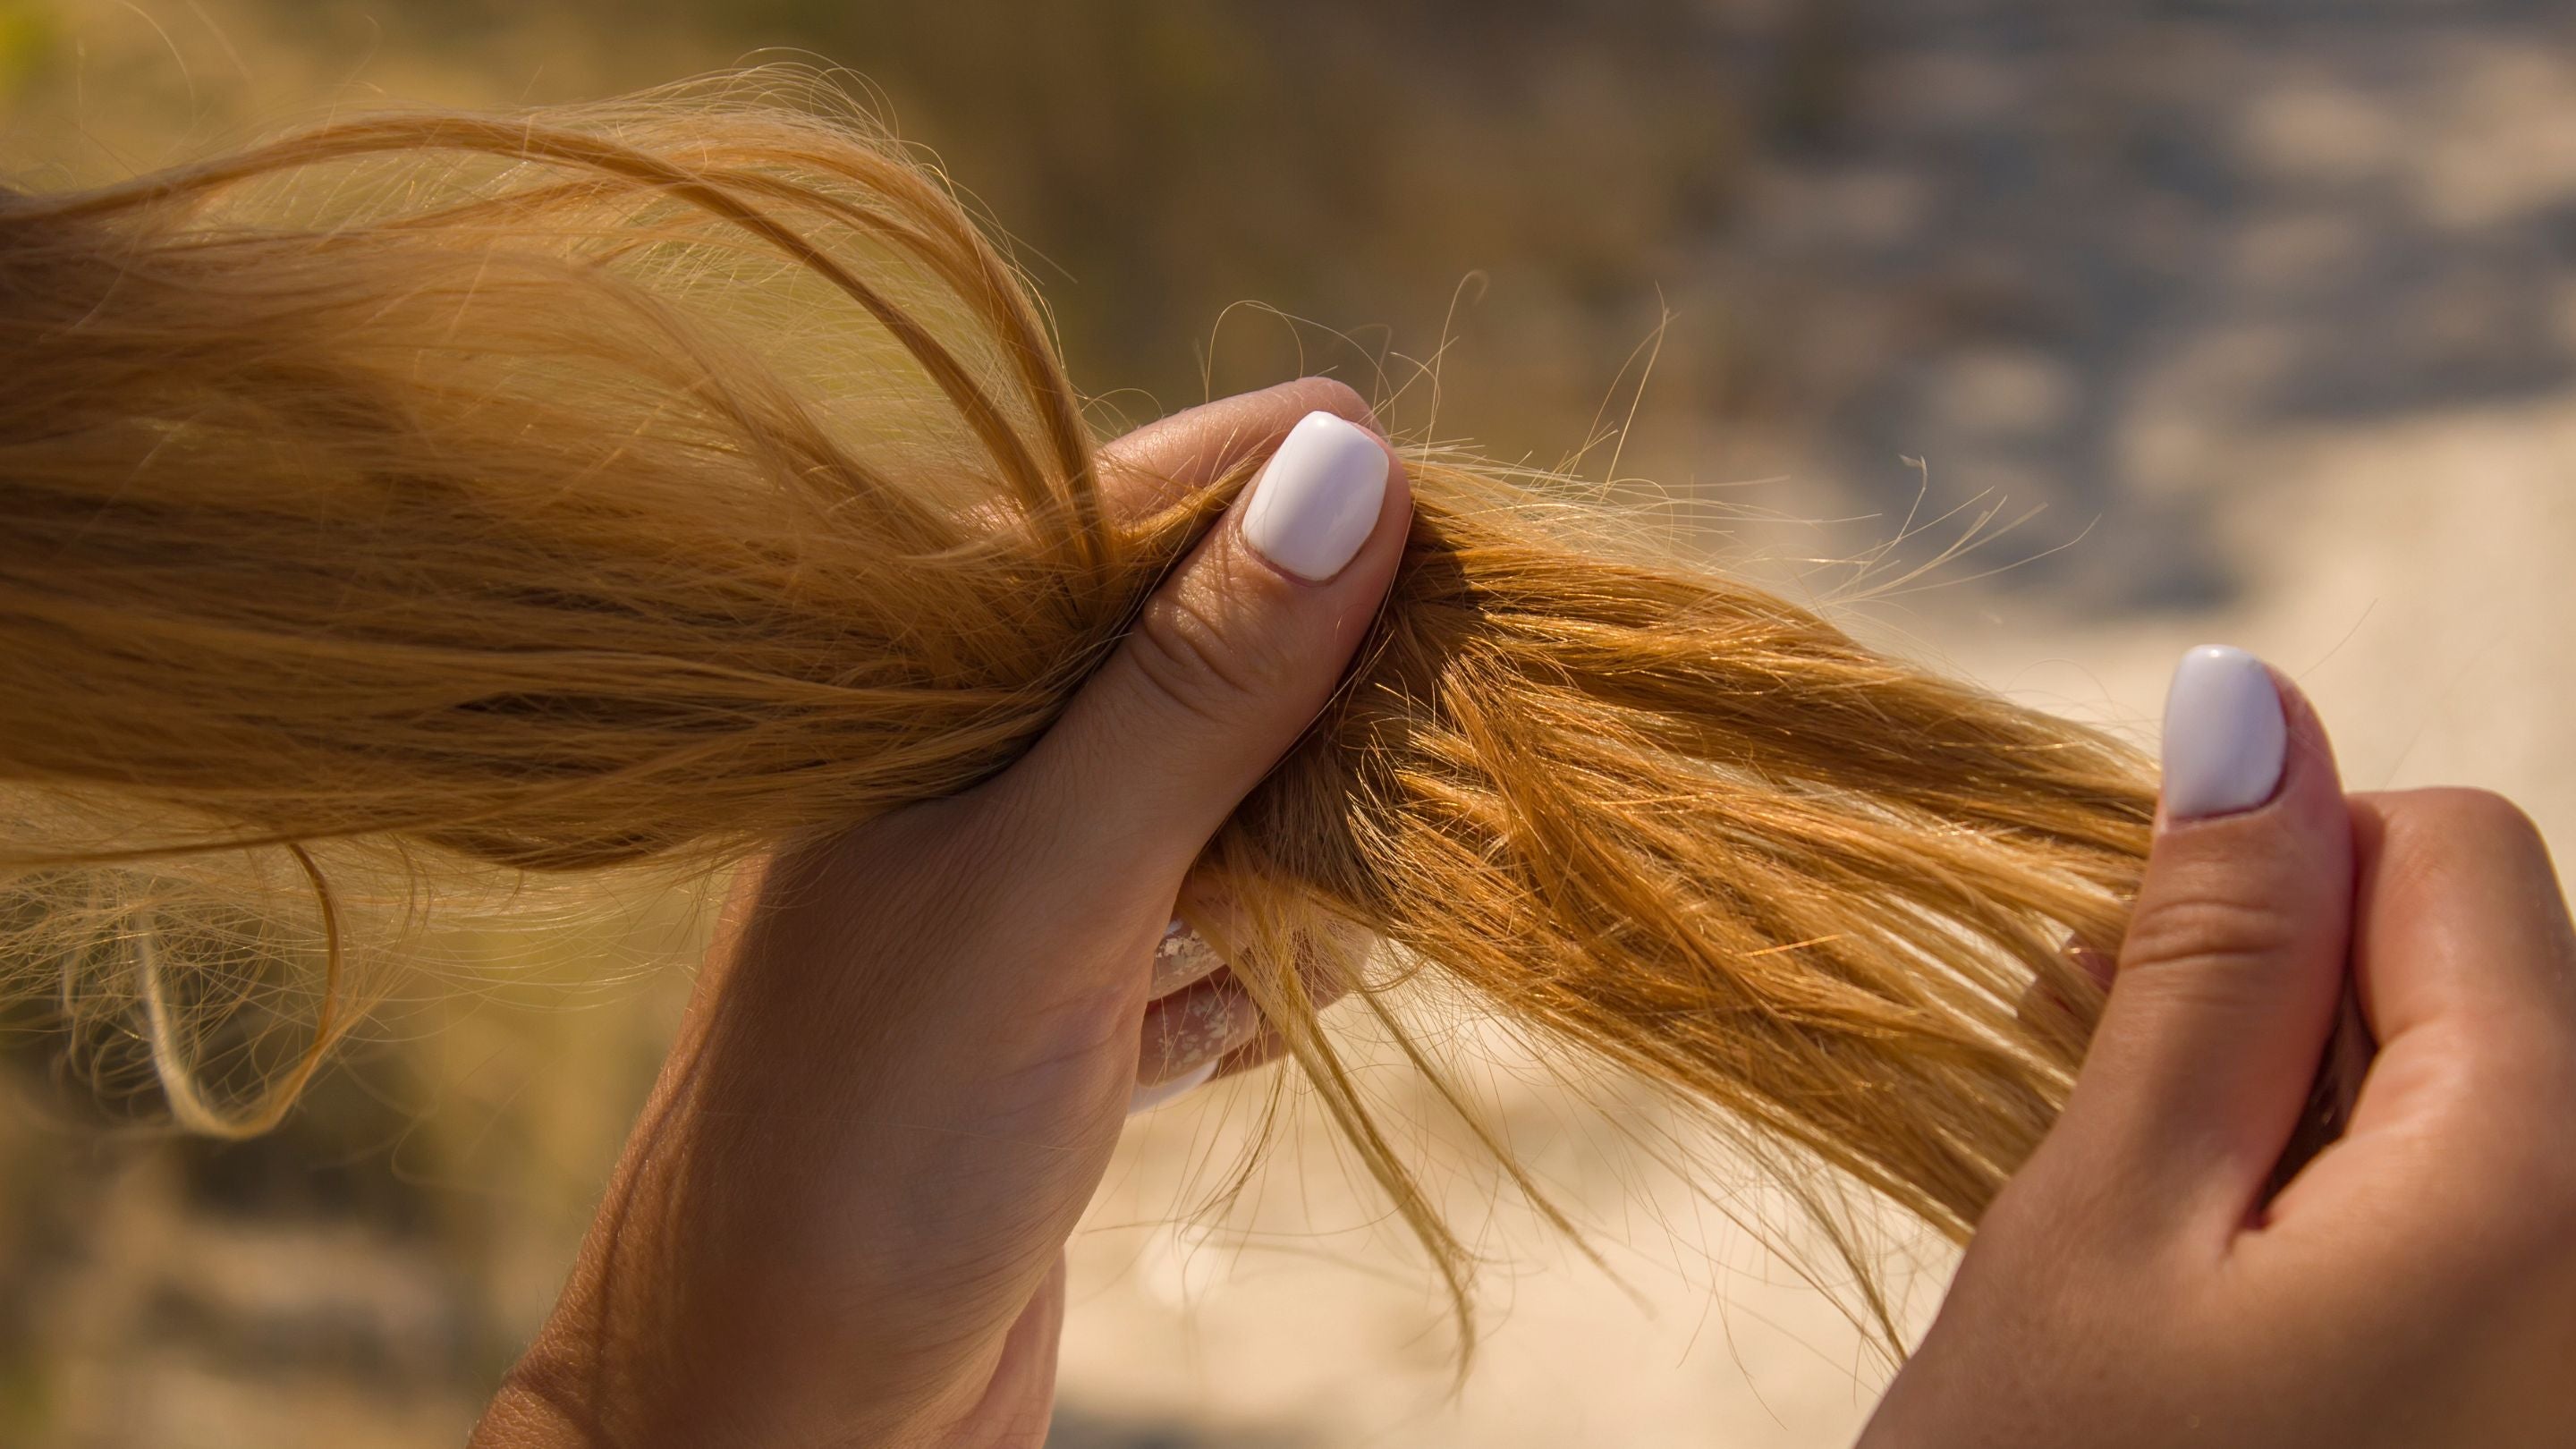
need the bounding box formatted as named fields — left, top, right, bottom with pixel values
left=0, top=76, right=2154, bottom=1353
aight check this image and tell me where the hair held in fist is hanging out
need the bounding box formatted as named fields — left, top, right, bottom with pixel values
left=0, top=72, right=2155, bottom=1352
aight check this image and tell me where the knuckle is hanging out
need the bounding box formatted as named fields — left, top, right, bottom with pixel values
left=2377, top=788, right=2564, bottom=918
left=2120, top=891, right=2306, bottom=979
left=1284, top=376, right=1372, bottom=427
left=1123, top=583, right=1284, bottom=730
left=2410, top=786, right=2548, bottom=855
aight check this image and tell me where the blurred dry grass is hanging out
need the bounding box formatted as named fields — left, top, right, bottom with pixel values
left=3, top=2, right=2573, bottom=1445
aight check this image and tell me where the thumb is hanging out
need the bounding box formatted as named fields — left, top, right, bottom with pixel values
left=2046, top=646, right=2355, bottom=1232
left=999, top=408, right=1411, bottom=890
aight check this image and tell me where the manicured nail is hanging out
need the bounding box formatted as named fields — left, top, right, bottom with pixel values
left=1239, top=411, right=1389, bottom=581
left=1150, top=914, right=1226, bottom=996
left=1127, top=1058, right=1219, bottom=1116
left=2161, top=645, right=2287, bottom=820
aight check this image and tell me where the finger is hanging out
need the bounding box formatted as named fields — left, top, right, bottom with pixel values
left=2250, top=790, right=2576, bottom=1263
left=2012, top=934, right=2113, bottom=1046
left=996, top=407, right=1412, bottom=895
left=2038, top=646, right=2355, bottom=1234
left=1197, top=964, right=1359, bottom=1085
left=1131, top=919, right=1368, bottom=1104
left=1152, top=878, right=1369, bottom=997
left=1147, top=877, right=1290, bottom=998
left=2345, top=787, right=2576, bottom=1052
left=1095, top=377, right=1378, bottom=523
left=1131, top=972, right=1263, bottom=1103
left=1148, top=913, right=1230, bottom=998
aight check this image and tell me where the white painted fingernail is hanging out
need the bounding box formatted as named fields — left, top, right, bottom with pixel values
left=1150, top=915, right=1225, bottom=996
left=1127, top=1058, right=1219, bottom=1115
left=1239, top=411, right=1389, bottom=581
left=2161, top=645, right=2288, bottom=820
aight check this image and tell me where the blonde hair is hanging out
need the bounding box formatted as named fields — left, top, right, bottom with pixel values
left=0, top=75, right=2152, bottom=1352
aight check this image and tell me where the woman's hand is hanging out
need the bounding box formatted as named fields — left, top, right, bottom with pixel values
left=471, top=379, right=1413, bottom=1449
left=1864, top=647, right=2576, bottom=1446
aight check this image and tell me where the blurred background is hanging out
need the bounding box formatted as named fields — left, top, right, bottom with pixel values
left=2, top=1, right=2572, bottom=1444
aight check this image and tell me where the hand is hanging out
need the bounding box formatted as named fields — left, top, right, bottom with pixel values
left=1863, top=647, right=2576, bottom=1446
left=470, top=379, right=1413, bottom=1449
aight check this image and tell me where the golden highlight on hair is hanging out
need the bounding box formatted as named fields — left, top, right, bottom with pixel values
left=0, top=73, right=2154, bottom=1353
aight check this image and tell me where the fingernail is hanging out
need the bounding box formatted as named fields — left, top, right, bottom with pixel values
left=1127, top=1058, right=1219, bottom=1116
left=1239, top=411, right=1389, bottom=581
left=1151, top=914, right=1226, bottom=996
left=2161, top=644, right=2288, bottom=820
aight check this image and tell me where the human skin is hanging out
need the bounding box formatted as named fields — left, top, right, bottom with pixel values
left=472, top=381, right=2576, bottom=1447
left=1862, top=673, right=2576, bottom=1445
left=470, top=378, right=1411, bottom=1449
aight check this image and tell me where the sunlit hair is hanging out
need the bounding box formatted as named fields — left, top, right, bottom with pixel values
left=0, top=74, right=2153, bottom=1352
